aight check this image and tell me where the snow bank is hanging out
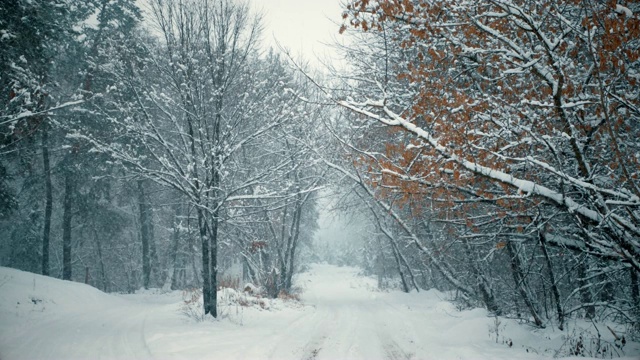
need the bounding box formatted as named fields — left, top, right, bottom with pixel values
left=0, top=266, right=127, bottom=324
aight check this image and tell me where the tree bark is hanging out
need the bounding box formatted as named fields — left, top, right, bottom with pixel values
left=197, top=208, right=212, bottom=315
left=377, top=221, right=409, bottom=292
left=62, top=169, right=74, bottom=280
left=506, top=241, right=544, bottom=327
left=137, top=180, right=152, bottom=289
left=285, top=201, right=302, bottom=291
left=209, top=209, right=219, bottom=318
left=148, top=207, right=159, bottom=286
left=460, top=234, right=500, bottom=314
left=362, top=193, right=419, bottom=293
left=170, top=203, right=182, bottom=290
left=390, top=238, right=410, bottom=293
left=631, top=268, right=639, bottom=322
left=41, top=122, right=52, bottom=276
left=539, top=232, right=564, bottom=330
left=577, top=258, right=596, bottom=319
left=93, top=228, right=108, bottom=292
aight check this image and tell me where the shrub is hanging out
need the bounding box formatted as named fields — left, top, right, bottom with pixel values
left=180, top=287, right=206, bottom=322
left=277, top=288, right=300, bottom=302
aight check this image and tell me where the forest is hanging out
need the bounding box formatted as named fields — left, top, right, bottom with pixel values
left=1, top=0, right=639, bottom=347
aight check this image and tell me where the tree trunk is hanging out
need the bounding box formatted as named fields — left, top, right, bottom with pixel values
left=62, top=170, right=74, bottom=280
left=148, top=208, right=159, bottom=286
left=631, top=268, right=639, bottom=323
left=506, top=241, right=544, bottom=327
left=197, top=208, right=212, bottom=315
left=243, top=254, right=259, bottom=285
left=170, top=203, right=182, bottom=290
left=377, top=222, right=410, bottom=292
left=279, top=204, right=289, bottom=290
left=364, top=194, right=420, bottom=293
left=93, top=228, right=108, bottom=292
left=242, top=255, right=249, bottom=282
left=577, top=257, right=596, bottom=319
left=209, top=210, right=219, bottom=318
left=539, top=232, right=564, bottom=330
left=137, top=180, right=152, bottom=289
left=41, top=123, right=52, bottom=276
left=461, top=235, right=500, bottom=314
left=390, top=239, right=410, bottom=293
left=599, top=263, right=614, bottom=302
left=285, top=202, right=303, bottom=291
left=185, top=208, right=199, bottom=288
left=394, top=241, right=420, bottom=292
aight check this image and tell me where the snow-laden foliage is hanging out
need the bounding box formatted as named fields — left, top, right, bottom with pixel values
left=0, top=0, right=325, bottom=319
left=317, top=0, right=640, bottom=334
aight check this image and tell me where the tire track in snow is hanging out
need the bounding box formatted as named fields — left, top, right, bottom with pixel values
left=302, top=306, right=342, bottom=359
left=381, top=339, right=414, bottom=360
left=300, top=334, right=327, bottom=360
left=115, top=306, right=154, bottom=359
left=372, top=297, right=422, bottom=359
left=231, top=301, right=321, bottom=359
left=288, top=303, right=336, bottom=360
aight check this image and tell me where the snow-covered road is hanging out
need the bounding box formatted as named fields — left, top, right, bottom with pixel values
left=231, top=264, right=536, bottom=360
left=2, top=264, right=636, bottom=359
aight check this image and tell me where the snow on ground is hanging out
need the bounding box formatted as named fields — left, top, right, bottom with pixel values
left=1, top=264, right=638, bottom=359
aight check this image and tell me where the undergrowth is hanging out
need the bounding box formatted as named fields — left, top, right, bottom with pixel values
left=553, top=322, right=628, bottom=359
left=180, top=287, right=206, bottom=322
left=180, top=282, right=303, bottom=323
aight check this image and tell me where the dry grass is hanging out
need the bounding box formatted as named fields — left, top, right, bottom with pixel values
left=217, top=275, right=240, bottom=291
left=277, top=289, right=301, bottom=302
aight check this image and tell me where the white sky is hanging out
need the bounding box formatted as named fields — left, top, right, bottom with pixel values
left=249, top=0, right=345, bottom=65
left=139, top=0, right=346, bottom=67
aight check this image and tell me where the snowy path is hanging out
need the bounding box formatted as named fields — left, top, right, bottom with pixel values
left=233, top=264, right=528, bottom=360
left=2, top=264, right=636, bottom=359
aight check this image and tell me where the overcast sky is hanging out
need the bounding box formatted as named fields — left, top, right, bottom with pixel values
left=249, top=0, right=345, bottom=64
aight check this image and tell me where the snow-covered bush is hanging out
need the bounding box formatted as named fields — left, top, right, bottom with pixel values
left=488, top=316, right=507, bottom=345
left=180, top=288, right=206, bottom=322
left=554, top=325, right=628, bottom=359
left=277, top=288, right=300, bottom=302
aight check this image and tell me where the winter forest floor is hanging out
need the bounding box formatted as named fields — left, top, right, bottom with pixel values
left=0, top=264, right=638, bottom=360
